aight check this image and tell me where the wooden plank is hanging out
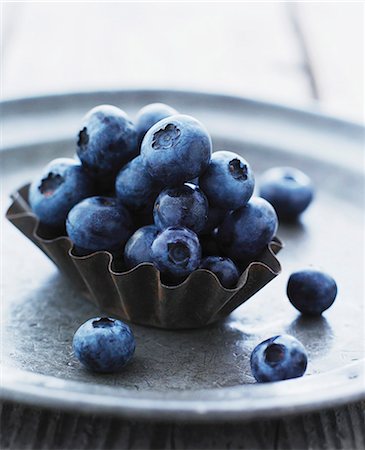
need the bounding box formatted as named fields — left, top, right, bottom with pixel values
left=296, top=2, right=364, bottom=122
left=2, top=3, right=310, bottom=106
left=1, top=400, right=364, bottom=449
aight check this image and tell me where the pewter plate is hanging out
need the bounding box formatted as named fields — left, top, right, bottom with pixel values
left=1, top=90, right=364, bottom=421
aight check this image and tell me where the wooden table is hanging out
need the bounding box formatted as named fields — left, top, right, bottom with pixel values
left=2, top=2, right=363, bottom=122
left=1, top=3, right=364, bottom=449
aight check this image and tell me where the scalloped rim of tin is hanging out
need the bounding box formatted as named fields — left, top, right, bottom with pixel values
left=7, top=184, right=283, bottom=294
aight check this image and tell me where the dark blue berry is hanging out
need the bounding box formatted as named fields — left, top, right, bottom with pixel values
left=200, top=206, right=227, bottom=235
left=287, top=269, right=337, bottom=315
left=151, top=226, right=201, bottom=278
left=199, top=151, right=255, bottom=210
left=66, top=196, right=133, bottom=253
left=76, top=105, right=138, bottom=179
left=29, top=158, right=94, bottom=230
left=73, top=317, right=135, bottom=373
left=250, top=334, right=307, bottom=382
left=154, top=183, right=208, bottom=233
left=136, top=103, right=178, bottom=145
left=141, top=114, right=212, bottom=186
left=217, top=197, right=278, bottom=262
left=115, top=156, right=162, bottom=213
left=200, top=230, right=220, bottom=256
left=124, top=225, right=160, bottom=269
left=199, top=256, right=239, bottom=288
left=259, top=167, right=314, bottom=221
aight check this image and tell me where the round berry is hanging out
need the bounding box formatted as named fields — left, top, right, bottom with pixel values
left=200, top=206, right=227, bottom=235
left=250, top=334, right=307, bottom=382
left=76, top=105, right=138, bottom=178
left=73, top=317, right=135, bottom=373
left=154, top=183, right=208, bottom=233
left=29, top=158, right=94, bottom=229
left=217, top=197, right=278, bottom=262
left=287, top=269, right=338, bottom=315
left=141, top=114, right=212, bottom=186
left=136, top=103, right=178, bottom=145
left=151, top=226, right=201, bottom=278
left=115, top=156, right=162, bottom=213
left=199, top=256, right=239, bottom=288
left=66, top=196, right=134, bottom=253
left=259, top=167, right=314, bottom=220
left=124, top=225, right=160, bottom=269
left=199, top=151, right=255, bottom=210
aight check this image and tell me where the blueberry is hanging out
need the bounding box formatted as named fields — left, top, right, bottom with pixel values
left=29, top=158, right=94, bottom=229
left=199, top=256, right=239, bottom=288
left=200, top=230, right=220, bottom=256
left=136, top=103, right=178, bottom=145
left=154, top=183, right=208, bottom=233
left=76, top=105, right=138, bottom=180
left=259, top=167, right=314, bottom=221
left=73, top=317, right=135, bottom=373
left=141, top=114, right=212, bottom=186
left=115, top=156, right=162, bottom=213
left=287, top=269, right=337, bottom=315
left=217, top=197, right=278, bottom=262
left=151, top=226, right=201, bottom=278
left=66, top=196, right=133, bottom=253
left=200, top=206, right=227, bottom=235
left=124, top=225, right=160, bottom=269
left=250, top=334, right=307, bottom=382
left=199, top=151, right=255, bottom=210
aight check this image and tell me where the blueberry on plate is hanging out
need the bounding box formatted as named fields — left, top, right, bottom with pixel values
left=199, top=151, right=255, bottom=210
left=124, top=225, right=160, bottom=269
left=29, top=158, right=94, bottom=230
left=73, top=317, right=135, bottom=373
left=141, top=114, right=212, bottom=186
left=250, top=334, right=307, bottom=382
left=151, top=226, right=201, bottom=279
left=217, top=197, right=278, bottom=263
left=259, top=167, right=314, bottom=221
left=154, top=183, right=208, bottom=233
left=136, top=103, right=178, bottom=145
left=287, top=269, right=337, bottom=315
left=200, top=206, right=227, bottom=235
left=66, top=196, right=134, bottom=254
left=76, top=105, right=138, bottom=179
left=115, top=156, right=162, bottom=213
left=199, top=256, right=239, bottom=288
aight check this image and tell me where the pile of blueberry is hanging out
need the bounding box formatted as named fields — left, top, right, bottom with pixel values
left=28, top=102, right=338, bottom=382
left=29, top=103, right=283, bottom=288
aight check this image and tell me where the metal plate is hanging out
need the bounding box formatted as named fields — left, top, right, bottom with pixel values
left=1, top=89, right=364, bottom=421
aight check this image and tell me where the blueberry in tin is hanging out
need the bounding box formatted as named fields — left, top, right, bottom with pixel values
left=76, top=105, right=138, bottom=179
left=29, top=158, right=94, bottom=230
left=73, top=317, right=135, bottom=373
left=66, top=196, right=134, bottom=254
left=141, top=114, right=212, bottom=186
left=287, top=269, right=338, bottom=315
left=115, top=156, right=162, bottom=213
left=199, top=256, right=239, bottom=288
left=217, top=197, right=278, bottom=262
left=259, top=167, right=314, bottom=221
left=199, top=151, right=255, bottom=211
left=136, top=102, right=178, bottom=145
left=151, top=226, right=201, bottom=279
left=200, top=206, right=227, bottom=235
left=154, top=183, right=208, bottom=233
left=124, top=225, right=160, bottom=269
left=250, top=334, right=307, bottom=382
